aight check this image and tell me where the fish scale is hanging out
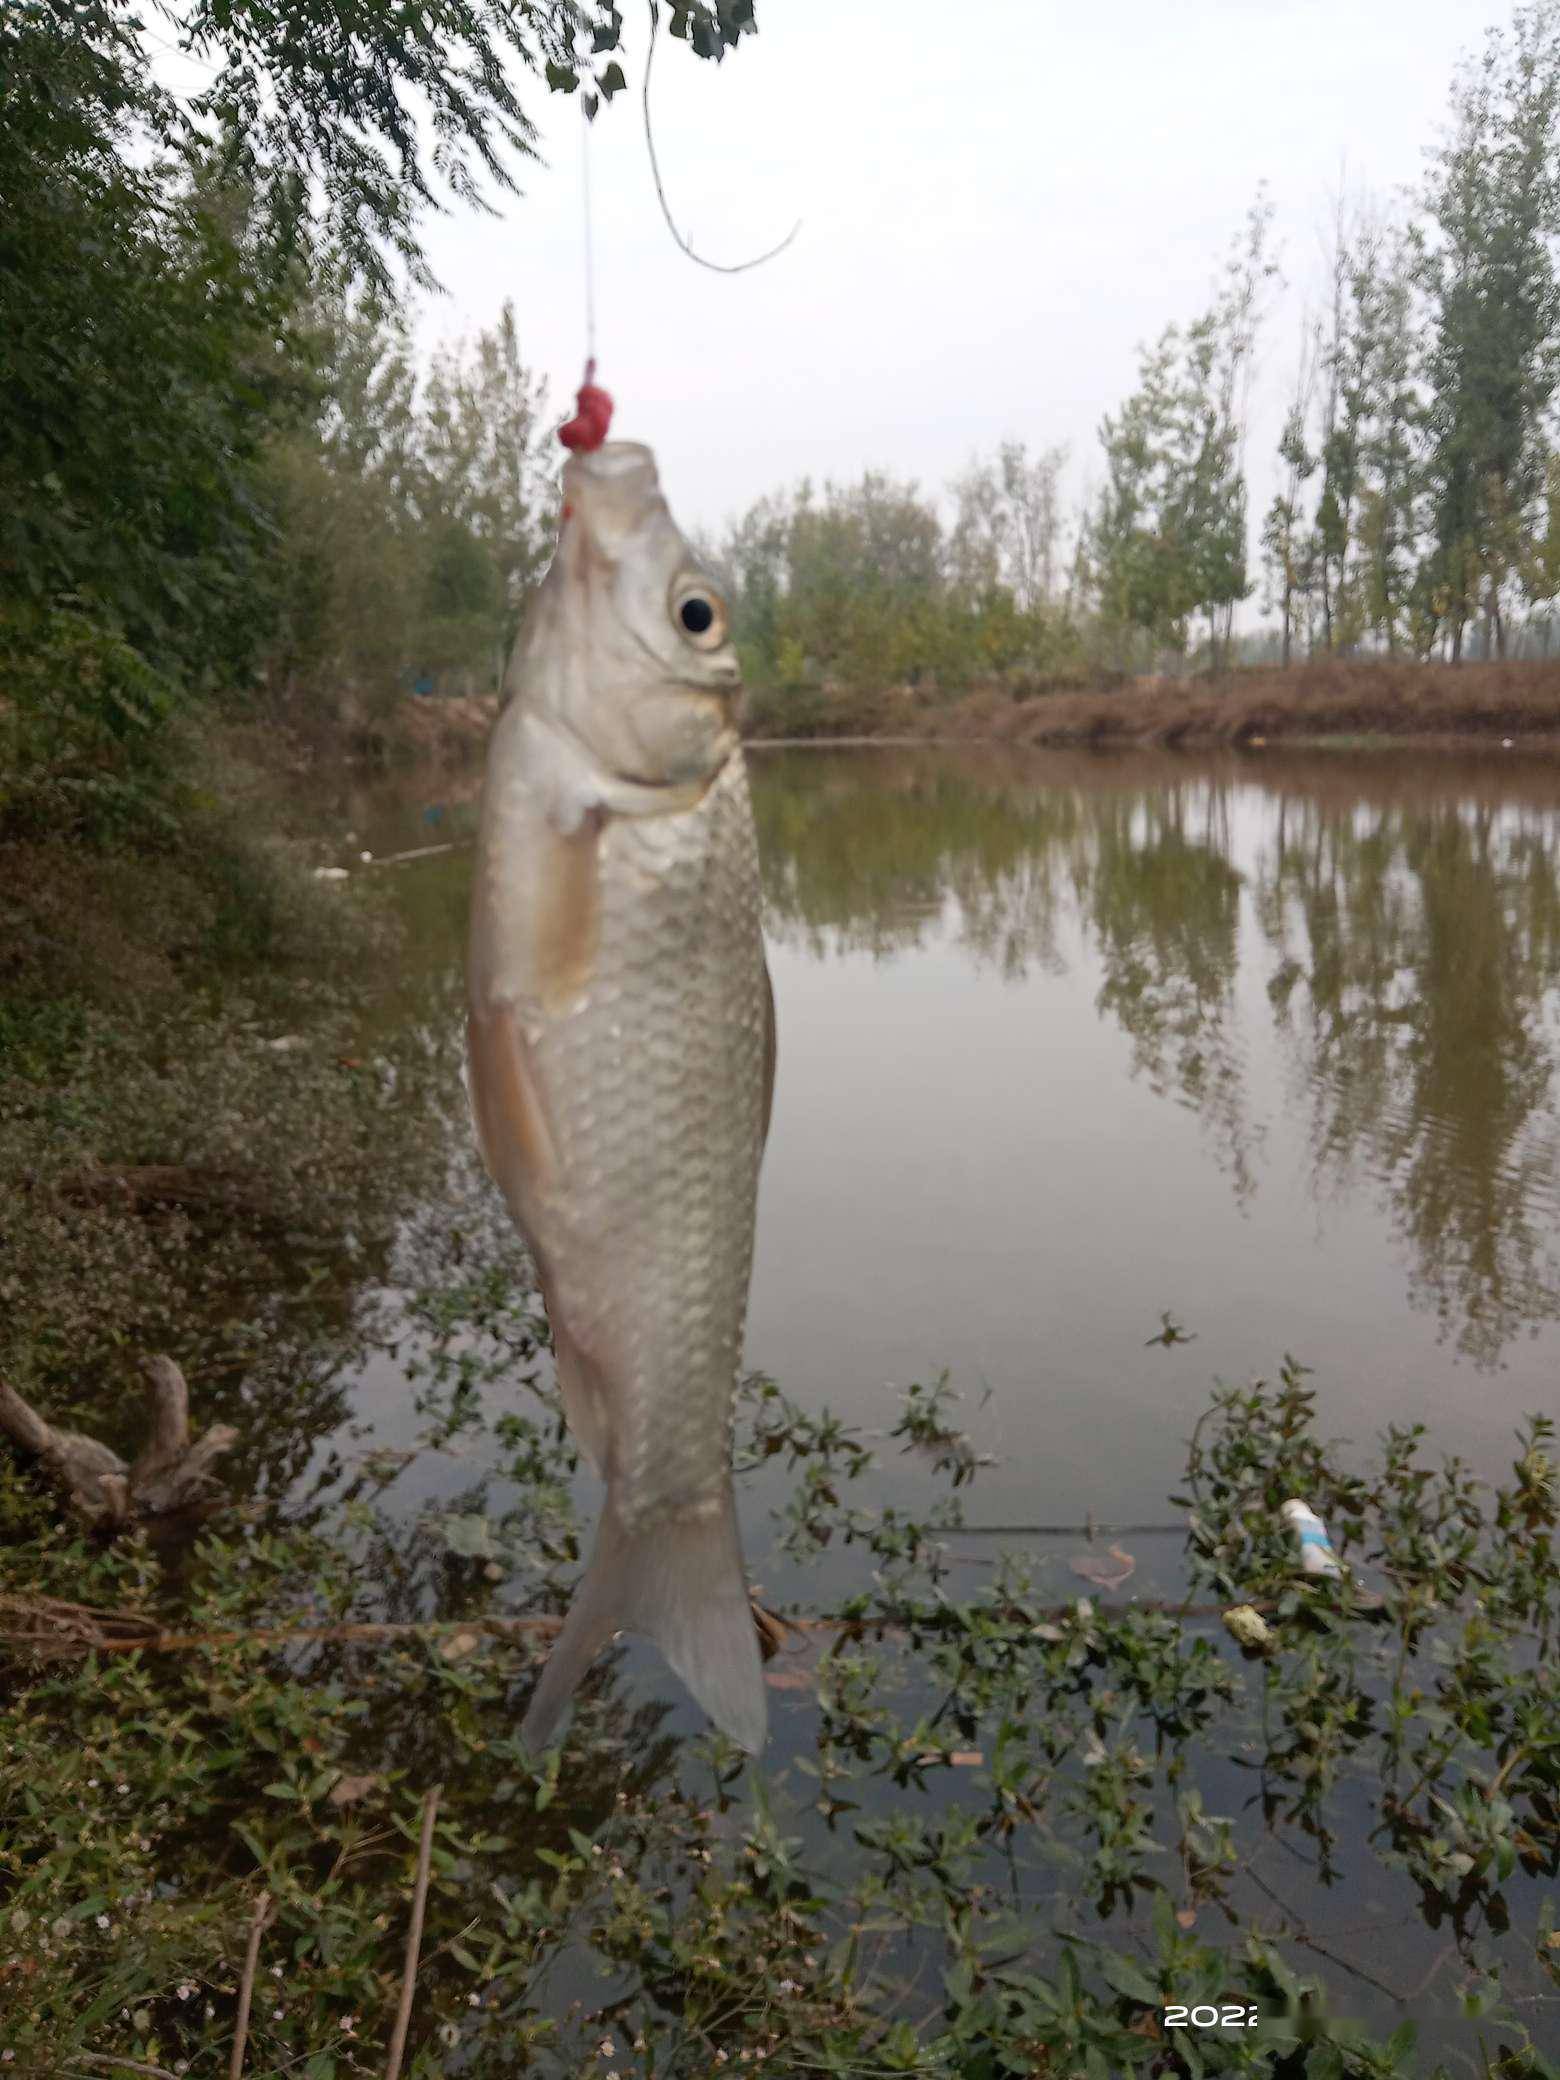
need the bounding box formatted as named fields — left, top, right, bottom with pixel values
left=536, top=769, right=761, bottom=1513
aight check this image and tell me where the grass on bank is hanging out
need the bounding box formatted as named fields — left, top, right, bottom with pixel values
left=2, top=1302, right=1557, bottom=2077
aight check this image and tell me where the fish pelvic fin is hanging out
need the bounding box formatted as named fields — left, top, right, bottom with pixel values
left=520, top=1489, right=767, bottom=1758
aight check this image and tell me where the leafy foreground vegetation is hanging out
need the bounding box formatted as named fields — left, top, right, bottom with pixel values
left=2, top=1271, right=1556, bottom=2077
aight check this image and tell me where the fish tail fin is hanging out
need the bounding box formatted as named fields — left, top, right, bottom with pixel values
left=520, top=1491, right=767, bottom=1757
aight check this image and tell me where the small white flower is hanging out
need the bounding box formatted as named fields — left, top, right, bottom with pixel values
left=776, top=1980, right=798, bottom=1995
left=116, top=1782, right=129, bottom=1795
left=4, top=2049, right=16, bottom=2062
left=95, top=1914, right=110, bottom=1931
left=597, top=2040, right=614, bottom=2058
left=339, top=2015, right=357, bottom=2034
left=87, top=1778, right=98, bottom=1789
left=270, top=1964, right=284, bottom=1978
left=715, top=2054, right=728, bottom=2067
left=176, top=1982, right=194, bottom=2000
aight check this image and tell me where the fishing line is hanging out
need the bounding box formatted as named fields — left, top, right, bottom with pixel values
left=560, top=3, right=797, bottom=453
left=560, top=31, right=613, bottom=453
left=642, top=0, right=800, bottom=276
left=580, top=68, right=598, bottom=369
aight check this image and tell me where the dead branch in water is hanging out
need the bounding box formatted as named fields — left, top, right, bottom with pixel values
left=228, top=1889, right=273, bottom=2080
left=0, top=1591, right=1266, bottom=1665
left=69, top=2058, right=182, bottom=2080
left=0, top=1357, right=238, bottom=1528
left=43, top=1163, right=272, bottom=1219
left=385, top=1787, right=442, bottom=2080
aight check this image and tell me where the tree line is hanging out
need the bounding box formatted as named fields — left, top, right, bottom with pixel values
left=7, top=0, right=1560, bottom=812
left=719, top=0, right=1560, bottom=711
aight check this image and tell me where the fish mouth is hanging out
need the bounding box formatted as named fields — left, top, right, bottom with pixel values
left=571, top=440, right=656, bottom=477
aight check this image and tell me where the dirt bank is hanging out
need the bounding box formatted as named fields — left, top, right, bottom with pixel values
left=765, top=659, right=1560, bottom=751
left=284, top=661, right=1560, bottom=763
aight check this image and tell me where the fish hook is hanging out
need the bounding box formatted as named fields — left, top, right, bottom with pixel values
left=642, top=0, right=801, bottom=276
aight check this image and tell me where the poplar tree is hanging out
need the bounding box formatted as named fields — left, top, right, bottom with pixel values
left=1420, top=1, right=1560, bottom=660
left=1350, top=223, right=1423, bottom=656
left=1262, top=321, right=1320, bottom=667
left=1093, top=196, right=1273, bottom=670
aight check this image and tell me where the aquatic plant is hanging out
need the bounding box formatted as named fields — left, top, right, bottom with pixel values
left=2, top=1294, right=1556, bottom=2077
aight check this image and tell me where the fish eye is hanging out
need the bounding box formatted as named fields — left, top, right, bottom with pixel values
left=670, top=578, right=728, bottom=652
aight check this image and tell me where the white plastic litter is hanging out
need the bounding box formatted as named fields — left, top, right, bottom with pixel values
left=1281, top=1497, right=1343, bottom=1578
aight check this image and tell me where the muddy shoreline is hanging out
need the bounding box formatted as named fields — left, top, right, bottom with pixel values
left=344, top=658, right=1560, bottom=762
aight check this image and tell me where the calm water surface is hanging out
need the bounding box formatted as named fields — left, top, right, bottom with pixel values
left=343, top=742, right=1560, bottom=1531
left=284, top=742, right=1560, bottom=2054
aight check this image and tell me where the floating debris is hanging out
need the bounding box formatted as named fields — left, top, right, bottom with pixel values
left=1069, top=1542, right=1136, bottom=1591
left=1222, top=1604, right=1274, bottom=1651
left=1282, top=1497, right=1343, bottom=1579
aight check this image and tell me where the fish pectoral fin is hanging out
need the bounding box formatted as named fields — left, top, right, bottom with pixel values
left=549, top=1315, right=610, bottom=1477
left=534, top=806, right=603, bottom=1015
left=467, top=1003, right=559, bottom=1206
left=520, top=1491, right=767, bottom=1757
left=761, top=953, right=777, bottom=1154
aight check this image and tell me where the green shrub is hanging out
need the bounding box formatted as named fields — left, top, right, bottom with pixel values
left=0, top=606, right=178, bottom=848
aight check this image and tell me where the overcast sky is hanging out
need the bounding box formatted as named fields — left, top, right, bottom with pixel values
left=413, top=0, right=1504, bottom=554
left=412, top=0, right=1506, bottom=563
left=143, top=2, right=1508, bottom=554
left=141, top=0, right=1473, bottom=562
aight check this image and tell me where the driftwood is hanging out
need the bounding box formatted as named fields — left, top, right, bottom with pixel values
left=0, top=1356, right=238, bottom=1528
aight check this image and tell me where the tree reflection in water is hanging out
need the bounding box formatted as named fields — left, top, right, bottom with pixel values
left=750, top=745, right=1560, bottom=1368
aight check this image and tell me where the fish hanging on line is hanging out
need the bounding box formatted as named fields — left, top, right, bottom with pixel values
left=466, top=433, right=776, bottom=1755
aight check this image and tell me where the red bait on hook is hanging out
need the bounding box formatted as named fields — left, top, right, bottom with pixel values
left=559, top=358, right=614, bottom=452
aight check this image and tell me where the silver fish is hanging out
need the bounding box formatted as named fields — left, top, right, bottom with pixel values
left=467, top=440, right=775, bottom=1755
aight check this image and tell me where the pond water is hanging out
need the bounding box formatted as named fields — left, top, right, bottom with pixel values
left=335, top=740, right=1560, bottom=1538
left=263, top=740, right=1560, bottom=2061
